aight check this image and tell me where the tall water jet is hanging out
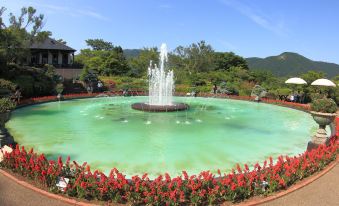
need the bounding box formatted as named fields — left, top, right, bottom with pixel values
left=132, top=43, right=188, bottom=112
left=148, top=44, right=174, bottom=105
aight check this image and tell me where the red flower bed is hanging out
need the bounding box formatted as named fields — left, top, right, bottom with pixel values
left=1, top=138, right=337, bottom=205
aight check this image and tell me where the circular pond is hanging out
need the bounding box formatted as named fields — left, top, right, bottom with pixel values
left=6, top=96, right=316, bottom=178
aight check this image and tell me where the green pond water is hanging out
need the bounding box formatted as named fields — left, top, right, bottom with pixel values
left=6, top=96, right=317, bottom=178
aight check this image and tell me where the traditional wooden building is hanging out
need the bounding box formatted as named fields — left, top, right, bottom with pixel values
left=27, top=37, right=76, bottom=68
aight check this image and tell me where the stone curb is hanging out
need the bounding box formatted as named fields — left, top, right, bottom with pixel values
left=0, top=169, right=96, bottom=206
left=236, top=157, right=338, bottom=206
left=1, top=157, right=337, bottom=206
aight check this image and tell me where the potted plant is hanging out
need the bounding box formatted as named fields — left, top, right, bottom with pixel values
left=308, top=98, right=337, bottom=150
left=0, top=98, right=16, bottom=147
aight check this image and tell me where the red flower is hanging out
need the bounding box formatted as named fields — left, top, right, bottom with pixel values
left=86, top=165, right=91, bottom=172
left=279, top=178, right=286, bottom=187
left=236, top=164, right=242, bottom=173
left=165, top=173, right=171, bottom=182
left=182, top=171, right=188, bottom=180
left=66, top=156, right=70, bottom=165
left=57, top=156, right=63, bottom=167
left=142, top=173, right=149, bottom=181
left=41, top=170, right=47, bottom=176
left=80, top=181, right=87, bottom=189
left=231, top=183, right=237, bottom=191
left=244, top=164, right=249, bottom=172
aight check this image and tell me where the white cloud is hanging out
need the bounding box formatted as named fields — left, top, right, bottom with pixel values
left=39, top=4, right=68, bottom=12
left=77, top=9, right=108, bottom=21
left=24, top=1, right=109, bottom=21
left=219, top=0, right=288, bottom=36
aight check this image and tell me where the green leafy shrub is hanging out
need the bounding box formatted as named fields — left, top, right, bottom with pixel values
left=310, top=93, right=323, bottom=101
left=55, top=83, right=64, bottom=94
left=0, top=79, right=17, bottom=91
left=0, top=79, right=16, bottom=98
left=275, top=88, right=292, bottom=96
left=175, top=84, right=191, bottom=92
left=13, top=75, right=35, bottom=97
left=311, top=98, right=337, bottom=113
left=334, top=88, right=339, bottom=106
left=3, top=64, right=56, bottom=97
left=99, top=76, right=147, bottom=90
left=0, top=98, right=16, bottom=113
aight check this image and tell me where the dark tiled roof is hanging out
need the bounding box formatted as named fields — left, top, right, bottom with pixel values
left=30, top=37, right=76, bottom=51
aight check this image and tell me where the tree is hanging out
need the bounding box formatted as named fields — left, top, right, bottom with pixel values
left=227, top=66, right=250, bottom=82
left=301, top=70, right=325, bottom=84
left=128, top=47, right=159, bottom=77
left=173, top=40, right=215, bottom=73
left=57, top=39, right=67, bottom=45
left=0, top=6, right=50, bottom=63
left=85, top=39, right=114, bottom=51
left=103, top=50, right=130, bottom=75
left=213, top=52, right=248, bottom=71
left=78, top=40, right=131, bottom=77
left=299, top=71, right=327, bottom=102
left=249, top=70, right=272, bottom=83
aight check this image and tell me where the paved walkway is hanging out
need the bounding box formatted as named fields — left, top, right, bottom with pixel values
left=0, top=165, right=338, bottom=206
left=262, top=164, right=339, bottom=206
left=0, top=172, right=69, bottom=206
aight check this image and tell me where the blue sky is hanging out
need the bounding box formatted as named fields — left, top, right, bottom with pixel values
left=2, top=0, right=339, bottom=63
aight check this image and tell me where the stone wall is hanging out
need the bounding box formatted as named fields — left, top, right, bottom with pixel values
left=55, top=68, right=83, bottom=79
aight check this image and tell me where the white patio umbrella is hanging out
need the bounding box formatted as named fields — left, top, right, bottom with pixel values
left=285, top=77, right=307, bottom=103
left=285, top=77, right=307, bottom=85
left=311, top=79, right=336, bottom=87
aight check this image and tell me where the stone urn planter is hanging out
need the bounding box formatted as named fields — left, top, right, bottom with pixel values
left=0, top=111, right=10, bottom=147
left=307, top=111, right=337, bottom=150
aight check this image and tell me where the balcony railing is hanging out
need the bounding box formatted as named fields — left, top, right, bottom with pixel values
left=28, top=63, right=83, bottom=69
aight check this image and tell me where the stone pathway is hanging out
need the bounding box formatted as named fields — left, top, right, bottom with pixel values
left=0, top=165, right=338, bottom=206
left=262, top=164, right=339, bottom=206
left=0, top=172, right=69, bottom=206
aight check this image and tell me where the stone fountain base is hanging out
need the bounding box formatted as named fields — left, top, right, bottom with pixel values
left=131, top=102, right=189, bottom=112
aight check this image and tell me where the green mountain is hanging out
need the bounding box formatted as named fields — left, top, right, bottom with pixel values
left=123, top=49, right=141, bottom=59
left=246, top=52, right=339, bottom=77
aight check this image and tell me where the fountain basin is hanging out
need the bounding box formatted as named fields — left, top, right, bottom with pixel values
left=6, top=96, right=316, bottom=178
left=131, top=102, right=189, bottom=112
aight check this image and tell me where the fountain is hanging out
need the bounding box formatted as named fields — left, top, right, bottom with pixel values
left=132, top=43, right=188, bottom=112
left=8, top=96, right=315, bottom=178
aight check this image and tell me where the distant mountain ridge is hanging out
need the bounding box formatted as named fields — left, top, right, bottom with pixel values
left=123, top=49, right=141, bottom=59
left=246, top=52, right=339, bottom=77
